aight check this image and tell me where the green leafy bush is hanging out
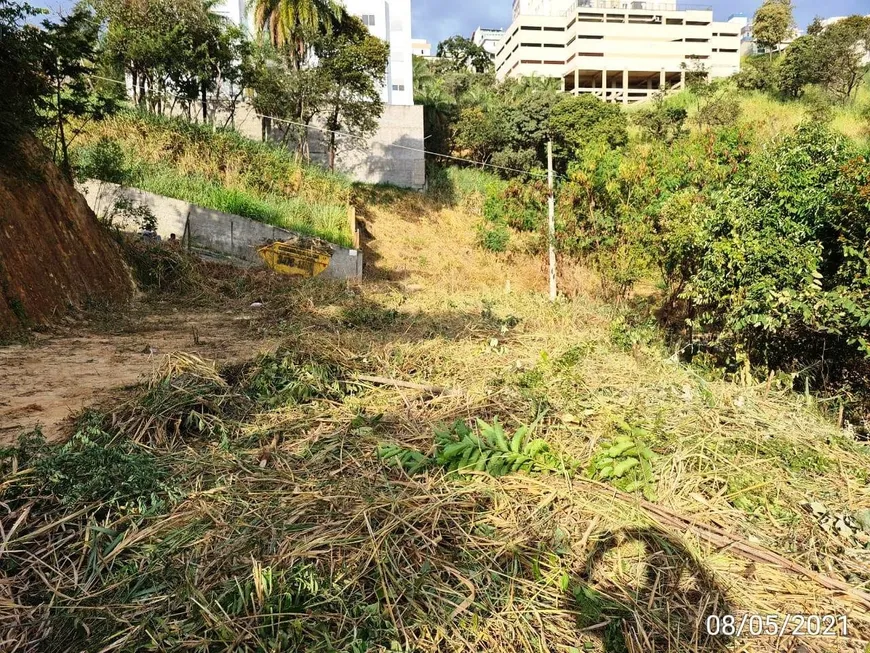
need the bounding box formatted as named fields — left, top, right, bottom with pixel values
left=633, top=94, right=687, bottom=144
left=549, top=94, right=628, bottom=172
left=686, top=124, right=870, bottom=369
left=74, top=136, right=131, bottom=184
left=501, top=179, right=548, bottom=232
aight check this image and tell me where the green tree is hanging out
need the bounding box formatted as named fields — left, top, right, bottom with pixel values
left=734, top=55, right=776, bottom=92
left=453, top=105, right=506, bottom=163
left=495, top=76, right=560, bottom=170
left=98, top=0, right=248, bottom=120
left=436, top=35, right=493, bottom=74
left=0, top=0, right=48, bottom=151
left=814, top=15, right=870, bottom=101
left=753, top=0, right=793, bottom=54
left=314, top=16, right=389, bottom=170
left=549, top=95, right=627, bottom=171
left=245, top=41, right=328, bottom=150
left=252, top=0, right=343, bottom=68
left=775, top=34, right=820, bottom=98
left=41, top=5, right=119, bottom=176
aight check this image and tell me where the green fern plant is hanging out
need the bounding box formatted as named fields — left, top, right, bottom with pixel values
left=587, top=421, right=658, bottom=498
left=434, top=419, right=557, bottom=477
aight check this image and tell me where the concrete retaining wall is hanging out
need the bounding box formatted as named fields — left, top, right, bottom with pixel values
left=233, top=103, right=426, bottom=190
left=77, top=180, right=362, bottom=280
left=307, top=105, right=427, bottom=190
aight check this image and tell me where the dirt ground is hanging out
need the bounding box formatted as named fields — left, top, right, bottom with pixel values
left=0, top=189, right=562, bottom=448
left=0, top=304, right=278, bottom=445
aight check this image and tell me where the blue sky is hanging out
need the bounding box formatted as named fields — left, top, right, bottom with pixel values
left=46, top=0, right=870, bottom=47
left=411, top=1, right=870, bottom=47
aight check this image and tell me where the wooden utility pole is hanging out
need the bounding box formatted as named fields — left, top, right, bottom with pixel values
left=547, top=140, right=557, bottom=301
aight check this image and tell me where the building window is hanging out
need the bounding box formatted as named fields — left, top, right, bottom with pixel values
left=392, top=84, right=405, bottom=91
left=360, top=14, right=375, bottom=26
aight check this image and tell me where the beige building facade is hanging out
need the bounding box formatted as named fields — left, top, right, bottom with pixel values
left=496, top=1, right=741, bottom=103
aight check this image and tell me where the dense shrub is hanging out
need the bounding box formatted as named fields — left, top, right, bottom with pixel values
left=686, top=124, right=870, bottom=368
left=500, top=179, right=548, bottom=232
left=550, top=95, right=628, bottom=172
left=733, top=56, right=777, bottom=93
left=73, top=136, right=131, bottom=184
left=633, top=96, right=687, bottom=144
left=554, top=125, right=753, bottom=301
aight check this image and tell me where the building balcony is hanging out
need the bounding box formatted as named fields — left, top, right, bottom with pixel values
left=565, top=0, right=712, bottom=13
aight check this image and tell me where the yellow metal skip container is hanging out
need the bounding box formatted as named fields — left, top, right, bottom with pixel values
left=258, top=241, right=332, bottom=278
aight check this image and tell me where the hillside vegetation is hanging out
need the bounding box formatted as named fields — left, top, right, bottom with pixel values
left=73, top=112, right=354, bottom=246
left=4, top=0, right=870, bottom=650
left=4, top=178, right=870, bottom=651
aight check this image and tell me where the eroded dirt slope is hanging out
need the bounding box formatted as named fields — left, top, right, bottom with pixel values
left=0, top=136, right=132, bottom=335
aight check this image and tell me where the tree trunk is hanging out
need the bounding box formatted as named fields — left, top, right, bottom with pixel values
left=201, top=82, right=208, bottom=124
left=56, top=78, right=70, bottom=179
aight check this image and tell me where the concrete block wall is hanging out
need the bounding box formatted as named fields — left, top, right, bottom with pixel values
left=308, top=105, right=426, bottom=189
left=231, top=103, right=426, bottom=190
left=77, top=180, right=362, bottom=280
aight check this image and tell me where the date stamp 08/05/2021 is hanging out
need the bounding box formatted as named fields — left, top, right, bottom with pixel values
left=705, top=614, right=850, bottom=638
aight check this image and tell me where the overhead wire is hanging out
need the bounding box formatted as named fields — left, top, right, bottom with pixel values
left=84, top=72, right=555, bottom=180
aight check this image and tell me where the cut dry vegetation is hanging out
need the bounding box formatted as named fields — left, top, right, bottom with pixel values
left=2, top=183, right=870, bottom=653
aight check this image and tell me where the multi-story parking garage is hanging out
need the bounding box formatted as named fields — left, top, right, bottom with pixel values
left=496, top=0, right=742, bottom=103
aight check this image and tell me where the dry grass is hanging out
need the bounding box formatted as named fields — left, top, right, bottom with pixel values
left=2, top=181, right=870, bottom=652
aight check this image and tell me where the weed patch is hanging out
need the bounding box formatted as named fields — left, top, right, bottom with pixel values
left=245, top=351, right=348, bottom=408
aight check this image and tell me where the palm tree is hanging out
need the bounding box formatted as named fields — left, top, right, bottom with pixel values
left=249, top=0, right=343, bottom=67
left=414, top=80, right=455, bottom=155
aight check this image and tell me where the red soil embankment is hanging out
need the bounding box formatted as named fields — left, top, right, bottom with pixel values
left=0, top=136, right=133, bottom=335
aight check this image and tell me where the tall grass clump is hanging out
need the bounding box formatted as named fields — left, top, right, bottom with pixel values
left=427, top=163, right=508, bottom=215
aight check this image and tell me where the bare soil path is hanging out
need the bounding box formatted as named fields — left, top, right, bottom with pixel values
left=0, top=304, right=277, bottom=445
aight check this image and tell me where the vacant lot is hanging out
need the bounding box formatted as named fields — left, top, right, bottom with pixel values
left=2, top=187, right=869, bottom=653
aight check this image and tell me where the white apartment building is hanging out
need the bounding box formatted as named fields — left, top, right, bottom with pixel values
left=343, top=0, right=414, bottom=105
left=212, top=0, right=415, bottom=106
left=412, top=38, right=433, bottom=57
left=496, top=0, right=742, bottom=104
left=471, top=27, right=507, bottom=56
